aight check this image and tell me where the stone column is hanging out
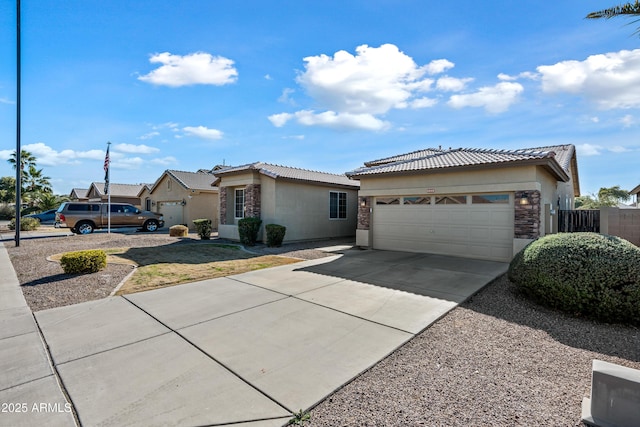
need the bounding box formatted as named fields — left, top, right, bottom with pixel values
left=514, top=190, right=541, bottom=239
left=219, top=187, right=227, bottom=225
left=245, top=184, right=261, bottom=218
left=357, top=196, right=370, bottom=230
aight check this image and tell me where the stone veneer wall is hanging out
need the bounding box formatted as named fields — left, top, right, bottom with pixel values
left=245, top=184, right=261, bottom=218
left=514, top=190, right=541, bottom=239
left=219, top=187, right=227, bottom=225
left=358, top=196, right=370, bottom=230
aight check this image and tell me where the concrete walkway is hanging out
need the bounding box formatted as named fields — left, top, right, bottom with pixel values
left=0, top=243, right=507, bottom=426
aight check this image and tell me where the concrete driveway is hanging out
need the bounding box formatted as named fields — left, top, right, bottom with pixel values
left=1, top=247, right=507, bottom=427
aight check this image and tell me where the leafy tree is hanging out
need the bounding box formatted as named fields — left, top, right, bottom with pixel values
left=587, top=1, right=640, bottom=36
left=0, top=176, right=16, bottom=204
left=575, top=186, right=630, bottom=209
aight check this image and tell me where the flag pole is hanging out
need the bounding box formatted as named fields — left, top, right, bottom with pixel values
left=104, top=142, right=111, bottom=233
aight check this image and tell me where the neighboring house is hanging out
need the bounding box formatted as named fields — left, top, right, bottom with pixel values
left=138, top=184, right=153, bottom=211
left=69, top=188, right=89, bottom=201
left=213, top=162, right=359, bottom=243
left=147, top=170, right=219, bottom=229
left=631, top=184, right=640, bottom=208
left=346, top=145, right=580, bottom=262
left=86, top=182, right=147, bottom=207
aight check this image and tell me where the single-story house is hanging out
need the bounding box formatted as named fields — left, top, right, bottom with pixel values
left=346, top=145, right=580, bottom=262
left=147, top=170, right=219, bottom=229
left=68, top=188, right=89, bottom=201
left=213, top=162, right=359, bottom=243
left=86, top=182, right=148, bottom=207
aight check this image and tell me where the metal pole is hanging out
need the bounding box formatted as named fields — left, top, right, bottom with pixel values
left=15, top=0, right=21, bottom=246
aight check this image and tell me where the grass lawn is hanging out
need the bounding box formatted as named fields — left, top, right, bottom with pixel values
left=54, top=243, right=302, bottom=295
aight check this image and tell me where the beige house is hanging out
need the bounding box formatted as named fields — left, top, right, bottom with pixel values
left=86, top=182, right=147, bottom=206
left=69, top=188, right=89, bottom=201
left=631, top=184, right=640, bottom=208
left=213, top=162, right=359, bottom=243
left=147, top=170, right=219, bottom=229
left=347, top=145, right=580, bottom=262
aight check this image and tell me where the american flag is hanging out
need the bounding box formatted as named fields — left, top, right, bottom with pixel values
left=103, top=145, right=110, bottom=194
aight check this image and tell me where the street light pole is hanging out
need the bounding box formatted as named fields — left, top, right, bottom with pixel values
left=15, top=0, right=21, bottom=247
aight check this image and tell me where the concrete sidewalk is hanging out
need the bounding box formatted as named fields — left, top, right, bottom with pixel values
left=0, top=244, right=507, bottom=426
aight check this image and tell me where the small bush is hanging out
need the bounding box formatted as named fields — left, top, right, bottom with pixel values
left=508, top=232, right=640, bottom=325
left=8, top=217, right=40, bottom=231
left=169, top=224, right=188, bottom=237
left=238, top=217, right=262, bottom=246
left=60, top=250, right=107, bottom=274
left=192, top=218, right=212, bottom=240
left=265, top=224, right=286, bottom=247
left=0, top=204, right=15, bottom=220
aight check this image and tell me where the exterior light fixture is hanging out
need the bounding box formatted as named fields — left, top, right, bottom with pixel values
left=519, top=192, right=530, bottom=205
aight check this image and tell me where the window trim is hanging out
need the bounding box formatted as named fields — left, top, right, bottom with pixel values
left=329, top=191, right=347, bottom=220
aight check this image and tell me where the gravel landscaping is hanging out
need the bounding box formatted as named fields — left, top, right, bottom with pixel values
left=4, top=230, right=639, bottom=426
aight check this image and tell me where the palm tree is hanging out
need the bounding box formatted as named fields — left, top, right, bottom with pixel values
left=37, top=193, right=69, bottom=211
left=23, top=165, right=52, bottom=194
left=8, top=150, right=36, bottom=172
left=587, top=1, right=640, bottom=35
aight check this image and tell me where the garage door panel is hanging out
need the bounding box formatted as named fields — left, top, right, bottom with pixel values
left=373, top=198, right=514, bottom=262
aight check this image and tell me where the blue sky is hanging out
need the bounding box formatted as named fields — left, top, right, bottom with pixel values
left=0, top=1, right=639, bottom=196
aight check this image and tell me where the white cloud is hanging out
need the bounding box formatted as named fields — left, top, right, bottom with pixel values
left=409, top=97, right=438, bottom=108
left=115, top=157, right=144, bottom=169
left=620, top=114, right=635, bottom=128
left=0, top=97, right=14, bottom=105
left=182, top=125, right=224, bottom=140
left=537, top=49, right=640, bottom=109
left=610, top=145, right=631, bottom=153
left=114, top=143, right=159, bottom=154
left=424, top=59, right=455, bottom=75
left=150, top=156, right=178, bottom=166
left=577, top=144, right=603, bottom=156
left=270, top=110, right=389, bottom=131
left=278, top=88, right=296, bottom=105
left=138, top=131, right=160, bottom=140
left=436, top=76, right=474, bottom=92
left=498, top=71, right=538, bottom=81
left=296, top=44, right=437, bottom=116
left=138, top=52, right=238, bottom=87
left=447, top=82, right=523, bottom=113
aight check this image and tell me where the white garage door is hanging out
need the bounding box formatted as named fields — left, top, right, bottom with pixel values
left=372, top=195, right=514, bottom=261
left=159, top=202, right=184, bottom=227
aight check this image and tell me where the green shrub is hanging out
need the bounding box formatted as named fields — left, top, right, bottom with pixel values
left=508, top=232, right=640, bottom=325
left=238, top=217, right=262, bottom=246
left=265, top=224, right=286, bottom=247
left=8, top=217, right=40, bottom=231
left=0, top=204, right=15, bottom=220
left=192, top=218, right=212, bottom=240
left=169, top=224, right=188, bottom=237
left=60, top=250, right=107, bottom=274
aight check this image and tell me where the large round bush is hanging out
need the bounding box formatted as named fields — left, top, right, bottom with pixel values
left=508, top=232, right=640, bottom=325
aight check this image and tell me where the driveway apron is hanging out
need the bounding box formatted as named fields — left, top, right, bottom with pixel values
left=6, top=248, right=507, bottom=426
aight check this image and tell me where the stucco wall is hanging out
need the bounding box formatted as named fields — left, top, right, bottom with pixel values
left=151, top=175, right=218, bottom=230
left=601, top=207, right=640, bottom=246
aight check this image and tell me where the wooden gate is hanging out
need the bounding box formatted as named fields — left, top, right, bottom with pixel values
left=558, top=210, right=600, bottom=232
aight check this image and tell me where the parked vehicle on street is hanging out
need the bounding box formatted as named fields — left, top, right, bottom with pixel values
left=23, top=209, right=58, bottom=224
left=55, top=202, right=164, bottom=234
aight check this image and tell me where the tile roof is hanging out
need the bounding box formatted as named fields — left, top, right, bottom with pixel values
left=348, top=145, right=575, bottom=182
left=214, top=162, right=359, bottom=188
left=165, top=170, right=218, bottom=191
left=91, top=183, right=148, bottom=197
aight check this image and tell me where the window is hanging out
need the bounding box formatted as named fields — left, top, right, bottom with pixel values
left=330, top=191, right=347, bottom=219
left=234, top=189, right=245, bottom=218
left=472, top=194, right=509, bottom=204
left=376, top=197, right=400, bottom=205
left=403, top=196, right=431, bottom=205
left=435, top=195, right=467, bottom=205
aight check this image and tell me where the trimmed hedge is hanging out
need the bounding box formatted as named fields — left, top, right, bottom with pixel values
left=265, top=224, right=286, bottom=247
left=60, top=250, right=107, bottom=274
left=508, top=232, right=640, bottom=325
left=192, top=218, right=212, bottom=240
left=238, top=217, right=262, bottom=246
